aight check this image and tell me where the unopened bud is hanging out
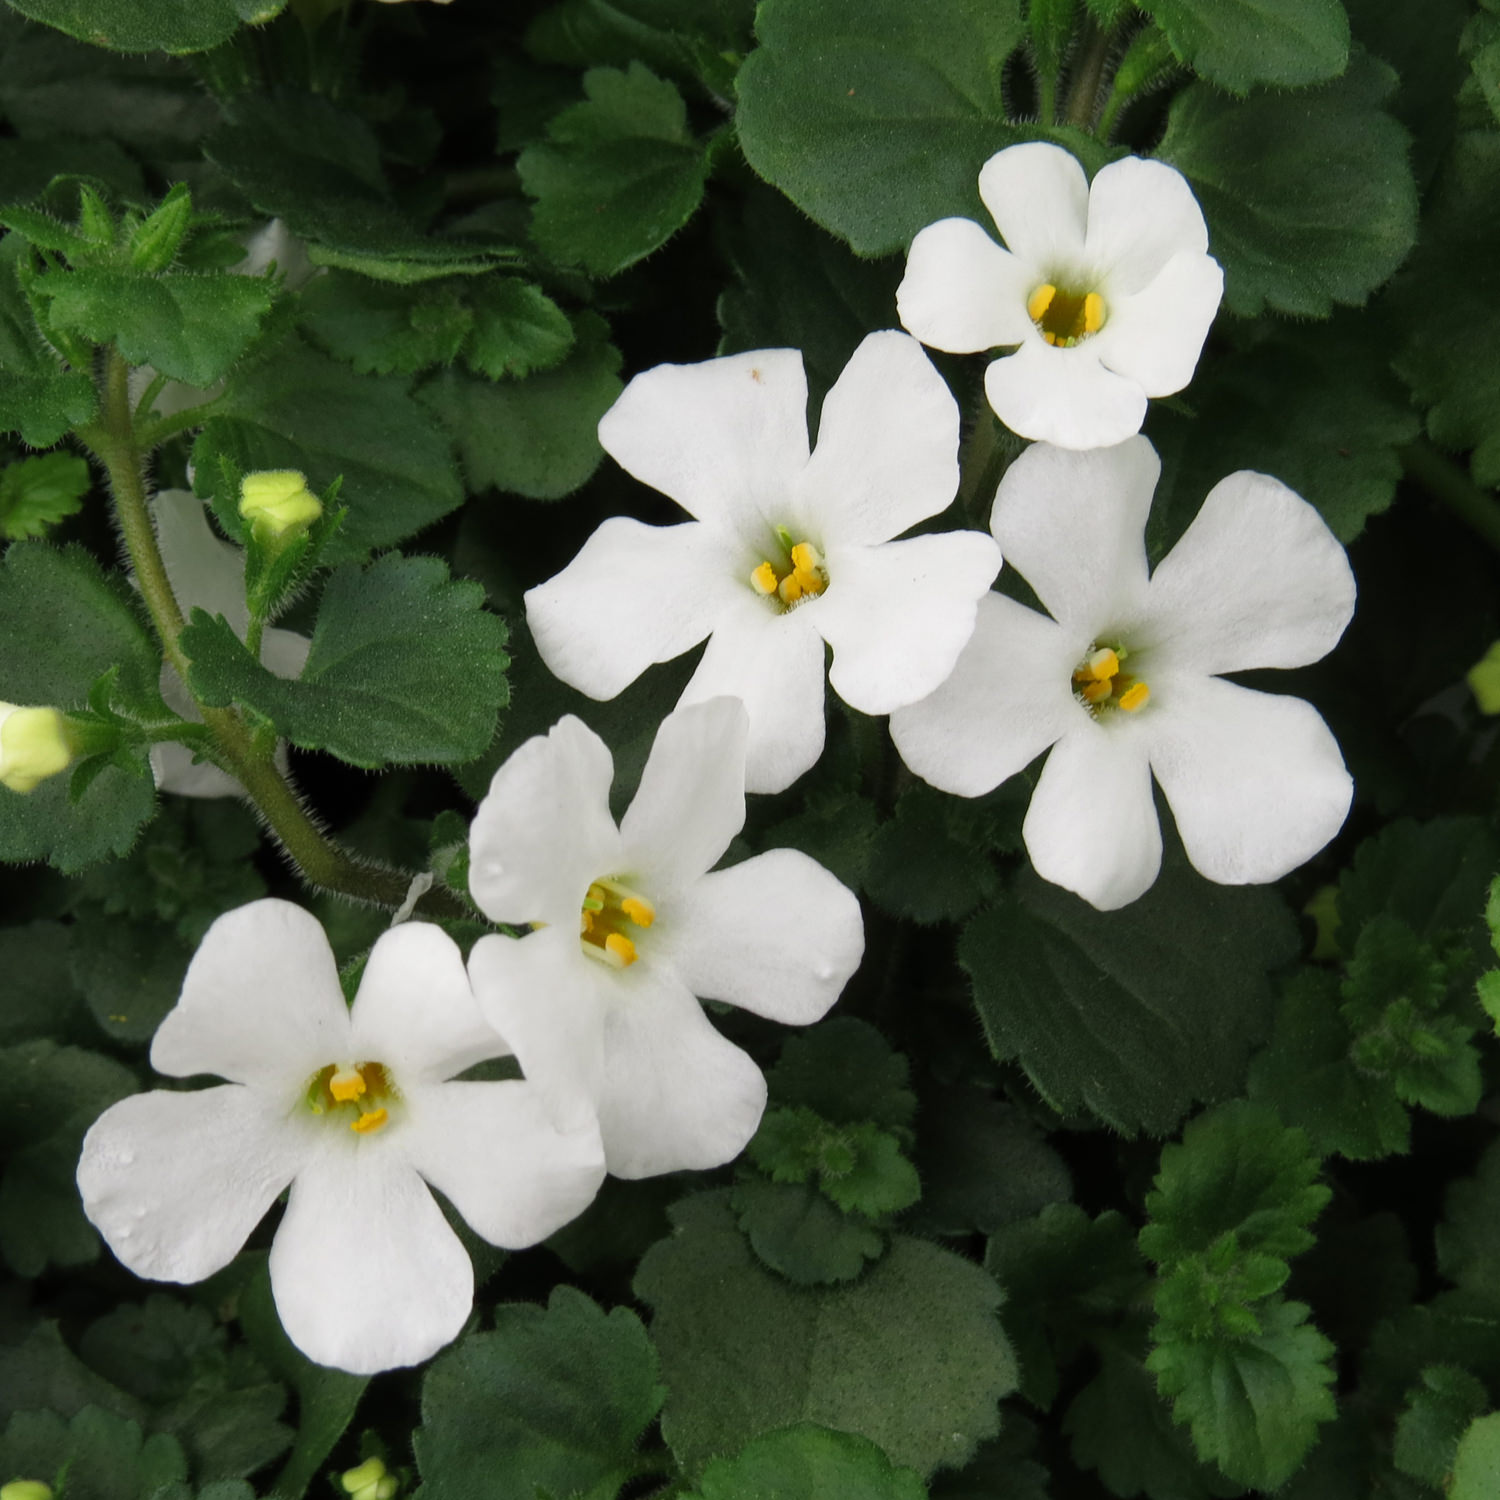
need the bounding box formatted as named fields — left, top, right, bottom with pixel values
left=239, top=470, right=321, bottom=540
left=1467, top=639, right=1500, bottom=715
left=340, top=1458, right=389, bottom=1500
left=0, top=703, right=75, bottom=793
left=2, top=1481, right=55, bottom=1500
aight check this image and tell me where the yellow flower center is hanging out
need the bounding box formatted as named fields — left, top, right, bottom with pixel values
left=304, top=1061, right=397, bottom=1134
left=580, top=876, right=655, bottom=969
left=1073, top=643, right=1150, bottom=717
left=750, top=530, right=827, bottom=610
left=1028, top=283, right=1107, bottom=348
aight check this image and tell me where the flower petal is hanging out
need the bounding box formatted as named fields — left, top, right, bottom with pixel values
left=818, top=530, right=1002, bottom=715
left=794, top=331, right=961, bottom=545
left=678, top=597, right=827, bottom=795
left=78, top=1085, right=305, bottom=1284
left=597, top=348, right=810, bottom=537
left=1023, top=721, right=1162, bottom=910
left=150, top=739, right=242, bottom=800
left=1093, top=251, right=1223, bottom=397
left=469, top=716, right=623, bottom=926
left=977, top=142, right=1090, bottom=270
left=984, top=341, right=1148, bottom=449
left=151, top=899, right=349, bottom=1091
left=1085, top=156, right=1211, bottom=295
left=525, top=518, right=739, bottom=700
left=350, top=923, right=508, bottom=1086
left=153, top=490, right=249, bottom=637
left=270, top=1144, right=472, bottom=1374
left=658, top=847, right=864, bottom=1024
left=1147, top=676, right=1353, bottom=886
left=1144, top=470, right=1356, bottom=676
left=400, top=1080, right=604, bottom=1247
left=261, top=624, right=312, bottom=680
left=890, top=592, right=1081, bottom=796
left=621, top=698, right=748, bottom=892
left=595, top=971, right=767, bottom=1178
left=990, top=437, right=1157, bottom=634
left=898, top=219, right=1038, bottom=353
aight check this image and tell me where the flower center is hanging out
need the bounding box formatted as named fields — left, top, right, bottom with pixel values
left=580, top=876, right=655, bottom=969
left=1073, top=643, right=1150, bottom=717
left=304, top=1061, right=397, bottom=1134
left=749, top=528, right=827, bottom=610
left=1028, top=283, right=1107, bottom=348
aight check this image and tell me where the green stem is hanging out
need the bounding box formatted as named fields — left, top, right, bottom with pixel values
left=1096, top=77, right=1128, bottom=142
left=82, top=350, right=467, bottom=918
left=135, top=391, right=227, bottom=453
left=1062, top=19, right=1112, bottom=129
left=1399, top=439, right=1500, bottom=559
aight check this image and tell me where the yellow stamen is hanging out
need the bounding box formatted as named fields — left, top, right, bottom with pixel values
left=350, top=1107, right=388, bottom=1134
left=778, top=573, right=803, bottom=605
left=621, top=896, right=655, bottom=928
left=1086, top=647, right=1119, bottom=682
left=329, top=1068, right=366, bottom=1103
left=1043, top=331, right=1057, bottom=346
left=1117, top=681, right=1150, bottom=713
left=790, top=541, right=821, bottom=573
left=1027, top=283, right=1057, bottom=321
left=750, top=560, right=777, bottom=596
left=1083, top=292, right=1105, bottom=333
left=605, top=932, right=637, bottom=967
left=1080, top=678, right=1112, bottom=705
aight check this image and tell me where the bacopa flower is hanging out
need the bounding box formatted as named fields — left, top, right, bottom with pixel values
left=77, top=900, right=605, bottom=1374
left=897, top=143, right=1224, bottom=450
left=0, top=702, right=75, bottom=793
left=466, top=697, right=865, bottom=1178
left=524, top=331, right=1000, bottom=794
left=889, top=438, right=1356, bottom=911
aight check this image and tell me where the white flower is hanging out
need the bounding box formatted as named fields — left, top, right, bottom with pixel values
left=524, top=331, right=1001, bottom=794
left=77, top=899, right=605, bottom=1374
left=466, top=698, right=865, bottom=1178
left=149, top=490, right=310, bottom=798
left=897, top=143, right=1224, bottom=451
left=889, top=437, right=1356, bottom=911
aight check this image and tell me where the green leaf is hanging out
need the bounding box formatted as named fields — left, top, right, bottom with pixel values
left=958, top=854, right=1297, bottom=1136
left=195, top=335, right=465, bottom=559
left=67, top=910, right=190, bottom=1045
left=0, top=451, right=88, bottom=541
left=182, top=553, right=509, bottom=768
left=1138, top=0, right=1349, bottom=92
left=299, top=273, right=473, bottom=378
left=0, top=920, right=86, bottom=1044
left=518, top=62, right=710, bottom=278
left=1452, top=1412, right=1500, bottom=1500
left=864, top=783, right=1001, bottom=925
left=0, top=1408, right=186, bottom=1500
left=683, top=1424, right=929, bottom=1500
left=634, top=1191, right=1018, bottom=1478
left=413, top=1287, right=664, bottom=1500
left=1, top=0, right=285, bottom=55
left=1158, top=53, right=1418, bottom=317
left=731, top=1178, right=886, bottom=1285
left=748, top=1108, right=918, bottom=1217
left=421, top=311, right=623, bottom=500
left=0, top=236, right=95, bottom=445
left=734, top=0, right=1031, bottom=256
left=1437, top=1140, right=1500, bottom=1301
left=765, top=1018, right=916, bottom=1134
left=463, top=277, right=575, bottom=381
left=1146, top=1297, right=1337, bottom=1491
left=1394, top=1365, right=1490, bottom=1486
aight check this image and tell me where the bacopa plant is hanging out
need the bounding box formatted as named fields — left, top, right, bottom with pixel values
left=1, top=0, right=1499, bottom=1497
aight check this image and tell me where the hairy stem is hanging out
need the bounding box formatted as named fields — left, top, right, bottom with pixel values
left=1399, top=439, right=1500, bottom=559
left=1063, top=19, right=1112, bottom=129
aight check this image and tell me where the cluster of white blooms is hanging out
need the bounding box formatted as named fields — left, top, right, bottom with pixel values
left=76, top=143, right=1357, bottom=1374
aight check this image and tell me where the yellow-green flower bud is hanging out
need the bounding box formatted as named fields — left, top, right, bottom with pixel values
left=340, top=1458, right=387, bottom=1500
left=239, top=470, right=322, bottom=540
left=0, top=703, right=75, bottom=793
left=1467, top=639, right=1500, bottom=715
left=1, top=1480, right=55, bottom=1500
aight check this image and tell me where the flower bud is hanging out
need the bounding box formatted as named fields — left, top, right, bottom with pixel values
left=341, top=1458, right=391, bottom=1500
left=0, top=702, right=75, bottom=793
left=1, top=1481, right=55, bottom=1500
left=239, top=470, right=322, bottom=540
left=1467, top=640, right=1500, bottom=715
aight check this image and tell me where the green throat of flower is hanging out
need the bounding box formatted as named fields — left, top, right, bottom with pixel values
left=750, top=526, right=828, bottom=610
left=1028, top=282, right=1107, bottom=348
left=304, top=1061, right=397, bottom=1135
left=580, top=876, right=655, bottom=969
left=1073, top=643, right=1150, bottom=717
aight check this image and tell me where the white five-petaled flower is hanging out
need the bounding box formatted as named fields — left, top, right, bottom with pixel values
left=889, top=437, right=1356, bottom=912
left=466, top=698, right=865, bottom=1178
left=897, top=143, right=1224, bottom=451
left=77, top=899, right=605, bottom=1374
left=525, top=331, right=1001, bottom=794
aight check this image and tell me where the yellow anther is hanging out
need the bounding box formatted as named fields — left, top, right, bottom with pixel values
left=1027, top=283, right=1057, bottom=321
left=329, top=1068, right=366, bottom=1103
left=1083, top=292, right=1105, bottom=333
left=778, top=573, right=803, bottom=605
left=1043, top=331, right=1057, bottom=346
left=604, top=933, right=637, bottom=967
left=1117, top=681, right=1151, bottom=713
left=621, top=896, right=655, bottom=928
left=1086, top=647, right=1119, bottom=682
left=790, top=541, right=821, bottom=573
left=750, top=561, right=778, bottom=596
left=1080, top=678, right=1112, bottom=705
left=350, top=1107, right=388, bottom=1135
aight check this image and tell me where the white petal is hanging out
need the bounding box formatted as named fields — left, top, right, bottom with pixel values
left=1144, top=470, right=1356, bottom=677
left=890, top=592, right=1081, bottom=796
left=467, top=929, right=606, bottom=1134
left=400, top=1080, right=604, bottom=1247
left=597, top=349, right=810, bottom=537
left=818, top=531, right=1002, bottom=715
left=78, top=1086, right=305, bottom=1284
left=898, top=219, right=1038, bottom=354
left=1147, top=676, right=1353, bottom=886
left=1093, top=251, right=1223, bottom=398
left=525, top=518, right=739, bottom=701
left=261, top=625, right=312, bottom=680
left=978, top=142, right=1090, bottom=270
left=1085, top=156, right=1210, bottom=296
left=150, top=741, right=242, bottom=800
left=984, top=342, right=1147, bottom=449
left=678, top=597, right=827, bottom=795
left=469, top=716, right=623, bottom=926
left=350, top=923, right=508, bottom=1086
left=270, top=1144, right=472, bottom=1374
left=595, top=971, right=767, bottom=1178
left=621, top=698, right=748, bottom=891
left=658, top=848, right=864, bottom=1024
left=151, top=899, right=349, bottom=1091
left=991, top=437, right=1157, bottom=635
left=153, top=490, right=249, bottom=636
left=1023, top=721, right=1162, bottom=910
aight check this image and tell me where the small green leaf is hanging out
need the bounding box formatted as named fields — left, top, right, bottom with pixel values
left=1393, top=1365, right=1490, bottom=1486
left=299, top=273, right=473, bottom=378
left=682, top=1424, right=929, bottom=1500
left=0, top=1408, right=186, bottom=1500
left=864, top=783, right=1002, bottom=925
left=731, top=1178, right=886, bottom=1285
left=0, top=237, right=96, bottom=445
left=2, top=0, right=287, bottom=54
left=463, top=277, right=575, bottom=380
left=1452, top=1412, right=1500, bottom=1500
left=1138, top=0, right=1350, bottom=92
left=765, top=1018, right=917, bottom=1134
left=127, top=182, right=192, bottom=273
left=0, top=450, right=90, bottom=540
